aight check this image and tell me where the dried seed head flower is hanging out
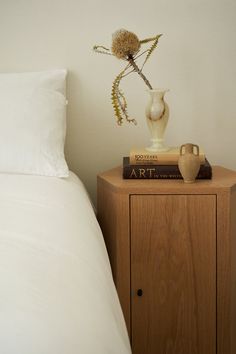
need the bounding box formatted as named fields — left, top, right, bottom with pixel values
left=93, top=30, right=162, bottom=124
left=111, top=29, right=141, bottom=59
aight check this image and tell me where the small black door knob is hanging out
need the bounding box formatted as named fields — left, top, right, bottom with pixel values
left=137, top=289, right=143, bottom=297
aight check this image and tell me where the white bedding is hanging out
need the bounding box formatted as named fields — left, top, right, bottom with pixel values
left=0, top=172, right=131, bottom=354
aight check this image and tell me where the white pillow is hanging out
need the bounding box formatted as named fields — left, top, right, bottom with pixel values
left=0, top=70, right=69, bottom=177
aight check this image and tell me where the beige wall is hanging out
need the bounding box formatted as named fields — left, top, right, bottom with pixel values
left=0, top=0, right=235, bottom=203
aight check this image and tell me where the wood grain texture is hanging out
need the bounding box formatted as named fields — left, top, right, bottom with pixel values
left=217, top=189, right=236, bottom=354
left=97, top=166, right=236, bottom=353
left=97, top=177, right=131, bottom=335
left=231, top=189, right=236, bottom=354
left=131, top=195, right=216, bottom=354
left=217, top=192, right=231, bottom=354
left=99, top=166, right=236, bottom=195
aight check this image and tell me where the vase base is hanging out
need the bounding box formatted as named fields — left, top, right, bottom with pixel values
left=145, top=138, right=170, bottom=153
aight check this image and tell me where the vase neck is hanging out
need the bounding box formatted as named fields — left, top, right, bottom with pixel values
left=148, top=89, right=168, bottom=100
left=184, top=144, right=194, bottom=153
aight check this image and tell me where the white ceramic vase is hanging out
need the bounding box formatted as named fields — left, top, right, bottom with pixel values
left=145, top=89, right=169, bottom=152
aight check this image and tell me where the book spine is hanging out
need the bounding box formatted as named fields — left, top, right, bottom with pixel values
left=130, top=154, right=159, bottom=165
left=123, top=165, right=212, bottom=179
left=130, top=154, right=205, bottom=165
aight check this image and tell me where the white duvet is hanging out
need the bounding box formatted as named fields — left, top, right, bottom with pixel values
left=0, top=172, right=131, bottom=354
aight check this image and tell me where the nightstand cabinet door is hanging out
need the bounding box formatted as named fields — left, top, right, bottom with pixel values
left=131, top=194, right=216, bottom=354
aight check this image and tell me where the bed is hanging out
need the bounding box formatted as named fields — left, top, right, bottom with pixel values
left=0, top=171, right=131, bottom=353
left=0, top=70, right=131, bottom=353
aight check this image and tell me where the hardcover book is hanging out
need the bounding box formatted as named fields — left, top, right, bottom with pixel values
left=130, top=147, right=206, bottom=165
left=123, top=157, right=212, bottom=179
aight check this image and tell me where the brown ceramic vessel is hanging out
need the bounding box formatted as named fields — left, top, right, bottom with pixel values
left=178, top=143, right=201, bottom=183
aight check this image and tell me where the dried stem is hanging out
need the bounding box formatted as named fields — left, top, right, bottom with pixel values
left=122, top=69, right=135, bottom=78
left=128, top=56, right=153, bottom=89
left=140, top=34, right=162, bottom=44
left=93, top=45, right=114, bottom=55
left=133, top=49, right=149, bottom=61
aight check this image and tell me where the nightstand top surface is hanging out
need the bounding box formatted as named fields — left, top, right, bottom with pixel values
left=98, top=165, right=236, bottom=194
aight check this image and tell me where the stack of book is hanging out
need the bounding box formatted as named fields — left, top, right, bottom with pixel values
left=123, top=147, right=212, bottom=179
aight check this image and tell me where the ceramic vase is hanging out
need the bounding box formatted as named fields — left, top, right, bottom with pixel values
left=145, top=89, right=169, bottom=152
left=178, top=143, right=200, bottom=183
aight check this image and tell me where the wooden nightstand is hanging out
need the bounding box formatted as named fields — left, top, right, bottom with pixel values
left=97, top=166, right=236, bottom=354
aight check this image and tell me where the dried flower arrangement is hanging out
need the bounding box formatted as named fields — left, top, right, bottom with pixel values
left=93, top=29, right=162, bottom=125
